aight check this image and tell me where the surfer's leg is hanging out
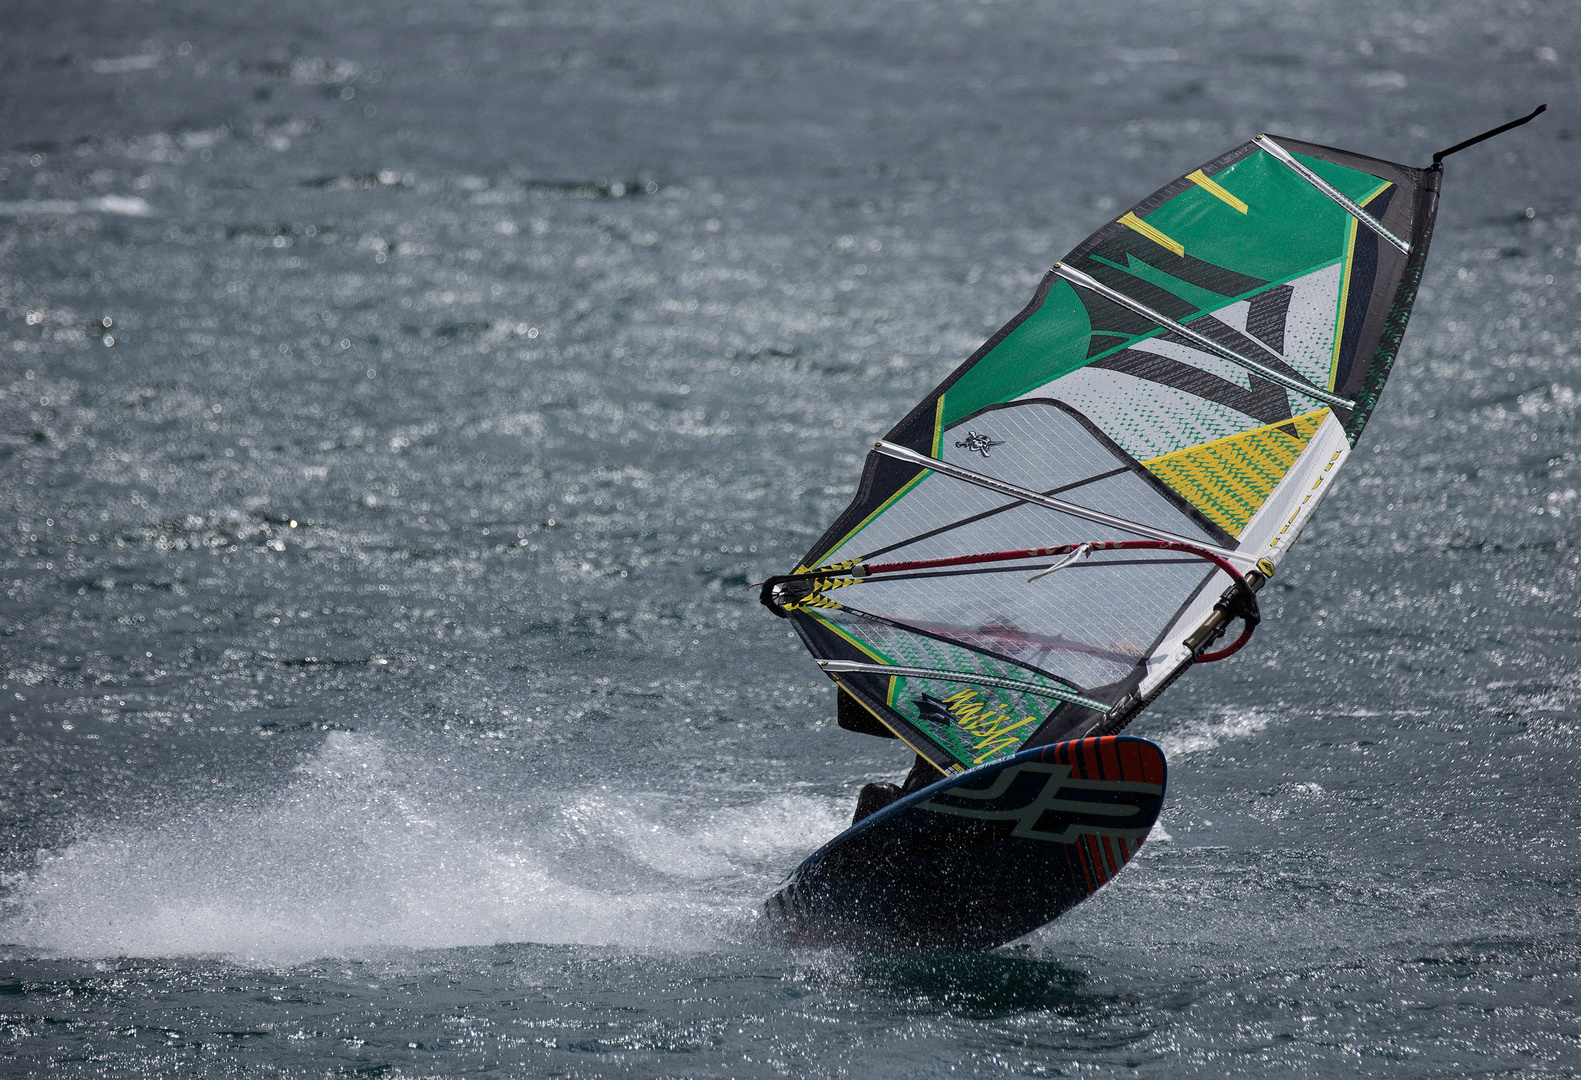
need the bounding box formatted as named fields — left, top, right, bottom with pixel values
left=851, top=781, right=903, bottom=824
left=901, top=753, right=941, bottom=793
left=852, top=755, right=940, bottom=823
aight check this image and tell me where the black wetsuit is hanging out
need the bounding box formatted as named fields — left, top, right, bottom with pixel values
left=851, top=754, right=939, bottom=824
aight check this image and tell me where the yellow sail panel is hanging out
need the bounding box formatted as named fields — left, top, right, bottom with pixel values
left=1142, top=408, right=1329, bottom=536
left=1186, top=169, right=1249, bottom=213
left=1117, top=212, right=1185, bottom=256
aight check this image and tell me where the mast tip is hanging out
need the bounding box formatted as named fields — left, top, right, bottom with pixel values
left=1433, top=104, right=1548, bottom=166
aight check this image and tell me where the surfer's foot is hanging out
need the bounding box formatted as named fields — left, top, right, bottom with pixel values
left=852, top=782, right=903, bottom=824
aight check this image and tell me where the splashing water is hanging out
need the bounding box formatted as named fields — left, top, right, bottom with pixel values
left=0, top=733, right=846, bottom=965
left=1152, top=708, right=1276, bottom=758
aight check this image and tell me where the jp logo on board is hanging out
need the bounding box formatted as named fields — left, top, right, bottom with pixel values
left=918, top=761, right=1158, bottom=845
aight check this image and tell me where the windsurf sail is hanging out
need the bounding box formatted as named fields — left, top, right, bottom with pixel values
left=763, top=132, right=1452, bottom=777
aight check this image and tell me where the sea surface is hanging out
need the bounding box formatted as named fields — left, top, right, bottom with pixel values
left=1, top=1, right=1578, bottom=1076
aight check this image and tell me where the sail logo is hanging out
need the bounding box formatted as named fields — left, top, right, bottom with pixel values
left=917, top=761, right=1157, bottom=844
left=916, top=689, right=1038, bottom=764
left=954, top=431, right=1004, bottom=458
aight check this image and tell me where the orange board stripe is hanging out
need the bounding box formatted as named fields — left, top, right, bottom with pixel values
left=1118, top=739, right=1141, bottom=779
left=1085, top=835, right=1109, bottom=884
left=1075, top=843, right=1094, bottom=891
left=1099, top=738, right=1121, bottom=779
left=1140, top=744, right=1165, bottom=787
left=1101, top=835, right=1120, bottom=875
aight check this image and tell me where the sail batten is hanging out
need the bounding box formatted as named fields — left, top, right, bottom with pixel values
left=1255, top=136, right=1410, bottom=253
left=871, top=440, right=1257, bottom=565
left=819, top=660, right=1109, bottom=712
left=1051, top=262, right=1355, bottom=409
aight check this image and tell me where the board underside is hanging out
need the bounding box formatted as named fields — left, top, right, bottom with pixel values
left=766, top=735, right=1167, bottom=950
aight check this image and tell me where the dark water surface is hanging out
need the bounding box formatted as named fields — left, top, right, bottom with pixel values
left=2, top=0, right=1578, bottom=1075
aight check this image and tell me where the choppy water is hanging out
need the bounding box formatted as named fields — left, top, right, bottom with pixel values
left=2, top=0, right=1578, bottom=1075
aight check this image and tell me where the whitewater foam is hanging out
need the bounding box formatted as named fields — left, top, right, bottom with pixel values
left=0, top=732, right=838, bottom=965
left=1153, top=707, right=1276, bottom=757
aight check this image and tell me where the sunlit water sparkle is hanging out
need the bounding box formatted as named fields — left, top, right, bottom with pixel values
left=1, top=0, right=1578, bottom=1076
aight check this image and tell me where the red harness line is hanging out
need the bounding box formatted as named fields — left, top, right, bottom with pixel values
left=850, top=538, right=1258, bottom=663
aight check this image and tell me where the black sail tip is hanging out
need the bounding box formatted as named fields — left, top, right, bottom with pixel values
left=1432, top=104, right=1547, bottom=167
